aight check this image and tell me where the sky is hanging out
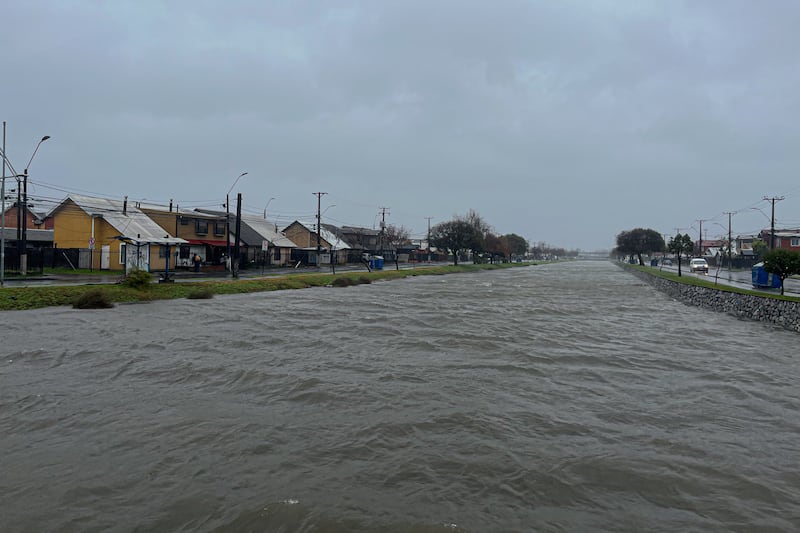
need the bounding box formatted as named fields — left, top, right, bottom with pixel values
left=2, top=0, right=799, bottom=251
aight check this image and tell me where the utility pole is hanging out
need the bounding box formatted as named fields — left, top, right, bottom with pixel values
left=313, top=192, right=327, bottom=264
left=763, top=196, right=784, bottom=250
left=425, top=216, right=433, bottom=262
left=696, top=219, right=708, bottom=257
left=378, top=207, right=389, bottom=258
left=723, top=211, right=735, bottom=280
left=233, top=193, right=242, bottom=278
left=723, top=211, right=735, bottom=270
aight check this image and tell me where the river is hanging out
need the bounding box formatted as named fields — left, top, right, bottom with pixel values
left=2, top=261, right=799, bottom=532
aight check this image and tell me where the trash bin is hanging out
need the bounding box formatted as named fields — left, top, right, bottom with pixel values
left=650, top=259, right=658, bottom=266
left=373, top=256, right=384, bottom=270
left=752, top=262, right=782, bottom=289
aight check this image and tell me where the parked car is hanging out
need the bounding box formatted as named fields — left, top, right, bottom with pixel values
left=662, top=259, right=672, bottom=266
left=690, top=258, right=709, bottom=273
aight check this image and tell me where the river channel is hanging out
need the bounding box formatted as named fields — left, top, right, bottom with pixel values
left=1, top=261, right=799, bottom=532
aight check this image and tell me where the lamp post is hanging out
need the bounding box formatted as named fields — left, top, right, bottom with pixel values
left=226, top=172, right=247, bottom=274
left=263, top=197, right=275, bottom=219
left=0, top=128, right=49, bottom=282
left=19, top=136, right=50, bottom=274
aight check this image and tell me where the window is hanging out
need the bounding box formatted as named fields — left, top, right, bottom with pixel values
left=273, top=248, right=281, bottom=261
left=159, top=245, right=168, bottom=258
left=179, top=245, right=190, bottom=259
left=214, top=222, right=225, bottom=235
left=195, top=220, right=208, bottom=234
left=791, top=238, right=799, bottom=247
left=180, top=217, right=190, bottom=226
left=119, top=243, right=127, bottom=264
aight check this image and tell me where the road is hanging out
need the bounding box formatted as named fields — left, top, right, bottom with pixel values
left=655, top=263, right=800, bottom=296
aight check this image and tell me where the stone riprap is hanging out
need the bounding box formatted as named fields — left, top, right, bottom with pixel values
left=623, top=265, right=800, bottom=333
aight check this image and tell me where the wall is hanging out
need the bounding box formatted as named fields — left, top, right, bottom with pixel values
left=624, top=266, right=800, bottom=333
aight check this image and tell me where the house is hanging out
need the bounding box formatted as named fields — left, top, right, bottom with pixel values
left=235, top=214, right=297, bottom=267
left=139, top=204, right=227, bottom=268
left=47, top=194, right=187, bottom=272
left=193, top=209, right=298, bottom=268
left=735, top=234, right=758, bottom=257
left=1, top=201, right=54, bottom=245
left=283, top=220, right=350, bottom=265
left=759, top=228, right=800, bottom=251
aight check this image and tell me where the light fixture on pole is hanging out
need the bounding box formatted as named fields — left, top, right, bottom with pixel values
left=263, top=197, right=275, bottom=219
left=20, top=136, right=50, bottom=275
left=226, top=172, right=247, bottom=274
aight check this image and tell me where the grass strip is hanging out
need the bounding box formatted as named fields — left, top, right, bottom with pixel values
left=624, top=264, right=800, bottom=302
left=0, top=262, right=540, bottom=311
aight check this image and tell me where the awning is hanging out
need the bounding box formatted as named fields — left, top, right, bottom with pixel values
left=187, top=239, right=228, bottom=246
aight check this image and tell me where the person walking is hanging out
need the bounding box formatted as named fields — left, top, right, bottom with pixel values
left=193, top=253, right=202, bottom=272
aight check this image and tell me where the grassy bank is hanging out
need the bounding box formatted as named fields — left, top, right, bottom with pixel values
left=0, top=262, right=538, bottom=311
left=624, top=263, right=800, bottom=302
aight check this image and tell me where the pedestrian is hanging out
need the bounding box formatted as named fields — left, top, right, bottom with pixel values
left=193, top=253, right=201, bottom=272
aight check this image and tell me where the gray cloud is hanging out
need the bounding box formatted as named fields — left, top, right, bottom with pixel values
left=3, top=0, right=800, bottom=249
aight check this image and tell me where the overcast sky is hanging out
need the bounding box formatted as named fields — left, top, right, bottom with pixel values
left=2, top=1, right=799, bottom=251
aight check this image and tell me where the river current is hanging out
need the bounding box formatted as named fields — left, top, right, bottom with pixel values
left=2, top=261, right=799, bottom=532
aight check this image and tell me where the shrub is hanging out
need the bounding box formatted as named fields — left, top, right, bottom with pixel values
left=358, top=276, right=372, bottom=284
left=122, top=269, right=153, bottom=289
left=73, top=289, right=114, bottom=309
left=187, top=287, right=215, bottom=299
left=332, top=277, right=355, bottom=287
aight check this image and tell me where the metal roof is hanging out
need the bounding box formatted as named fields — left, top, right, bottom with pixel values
left=291, top=221, right=350, bottom=249
left=239, top=214, right=297, bottom=248
left=54, top=194, right=188, bottom=245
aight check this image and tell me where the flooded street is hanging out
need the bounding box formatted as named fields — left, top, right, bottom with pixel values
left=2, top=261, right=799, bottom=531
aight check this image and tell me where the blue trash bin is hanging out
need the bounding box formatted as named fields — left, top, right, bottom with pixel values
left=374, top=256, right=384, bottom=270
left=752, top=262, right=782, bottom=288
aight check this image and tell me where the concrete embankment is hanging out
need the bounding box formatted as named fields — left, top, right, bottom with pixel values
left=624, top=266, right=800, bottom=333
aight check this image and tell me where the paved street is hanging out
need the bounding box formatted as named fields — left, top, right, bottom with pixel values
left=655, top=263, right=800, bottom=296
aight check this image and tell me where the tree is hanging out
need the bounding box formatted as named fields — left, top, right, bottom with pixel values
left=752, top=239, right=768, bottom=261
left=667, top=233, right=694, bottom=276
left=430, top=220, right=482, bottom=265
left=383, top=224, right=411, bottom=247
left=762, top=249, right=800, bottom=295
left=382, top=224, right=411, bottom=270
left=460, top=209, right=491, bottom=257
left=616, top=228, right=665, bottom=265
left=503, top=233, right=528, bottom=259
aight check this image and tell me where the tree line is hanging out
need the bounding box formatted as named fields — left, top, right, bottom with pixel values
left=428, top=210, right=529, bottom=265
left=614, top=227, right=800, bottom=295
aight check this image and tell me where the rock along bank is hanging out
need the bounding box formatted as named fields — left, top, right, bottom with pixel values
left=622, top=264, right=800, bottom=333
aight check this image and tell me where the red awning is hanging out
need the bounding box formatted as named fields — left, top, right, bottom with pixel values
left=187, top=239, right=228, bottom=246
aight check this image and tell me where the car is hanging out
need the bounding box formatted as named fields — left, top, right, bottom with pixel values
left=662, top=259, right=672, bottom=266
left=690, top=258, right=709, bottom=273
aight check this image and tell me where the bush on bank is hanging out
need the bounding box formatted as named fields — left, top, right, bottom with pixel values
left=0, top=262, right=540, bottom=311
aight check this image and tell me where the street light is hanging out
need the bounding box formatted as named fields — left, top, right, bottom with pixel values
left=20, top=136, right=50, bottom=274
left=226, top=172, right=247, bottom=274
left=263, top=197, right=275, bottom=219
left=0, top=132, right=49, bottom=282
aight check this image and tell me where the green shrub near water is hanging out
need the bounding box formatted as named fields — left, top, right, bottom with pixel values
left=122, top=269, right=153, bottom=289
left=72, top=288, right=114, bottom=309
left=187, top=287, right=215, bottom=299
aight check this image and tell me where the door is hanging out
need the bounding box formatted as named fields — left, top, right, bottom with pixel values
left=100, top=245, right=110, bottom=270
